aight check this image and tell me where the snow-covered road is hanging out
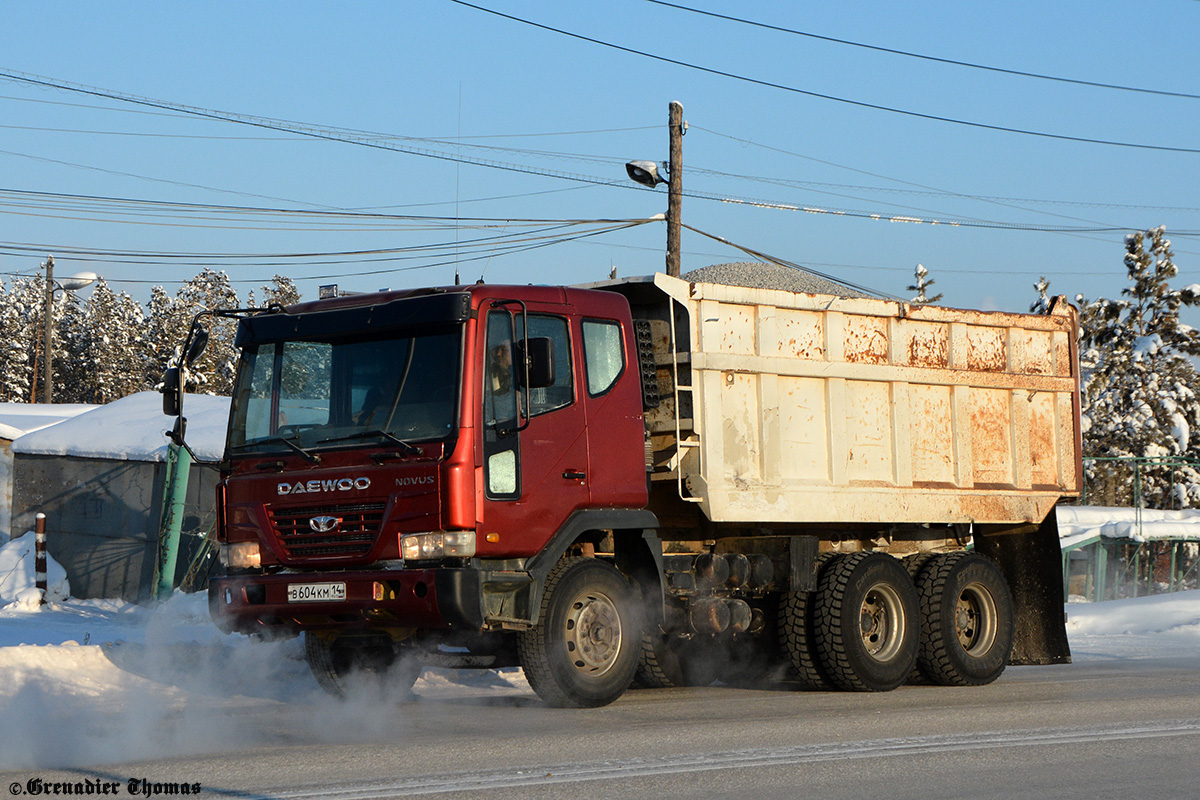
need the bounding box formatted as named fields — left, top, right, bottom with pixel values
left=1, top=588, right=1198, bottom=773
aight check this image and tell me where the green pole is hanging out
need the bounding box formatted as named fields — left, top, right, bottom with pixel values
left=1170, top=543, right=1178, bottom=593
left=155, top=440, right=193, bottom=600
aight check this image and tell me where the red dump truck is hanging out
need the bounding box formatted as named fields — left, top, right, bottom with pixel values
left=164, top=272, right=1079, bottom=707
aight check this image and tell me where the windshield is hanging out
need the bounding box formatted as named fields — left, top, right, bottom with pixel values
left=228, top=328, right=461, bottom=455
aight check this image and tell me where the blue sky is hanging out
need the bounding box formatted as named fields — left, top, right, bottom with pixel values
left=1, top=1, right=1198, bottom=313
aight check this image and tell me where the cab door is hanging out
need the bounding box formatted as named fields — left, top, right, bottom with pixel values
left=478, top=302, right=590, bottom=557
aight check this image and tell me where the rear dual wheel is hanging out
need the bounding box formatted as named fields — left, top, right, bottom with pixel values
left=778, top=553, right=838, bottom=690
left=814, top=552, right=920, bottom=692
left=912, top=552, right=1014, bottom=686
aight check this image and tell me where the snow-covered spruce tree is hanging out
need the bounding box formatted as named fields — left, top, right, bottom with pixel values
left=0, top=278, right=35, bottom=402
left=249, top=275, right=301, bottom=309
left=163, top=269, right=242, bottom=396
left=74, top=279, right=151, bottom=404
left=143, top=284, right=186, bottom=391
left=907, top=263, right=943, bottom=304
left=1079, top=227, right=1200, bottom=508
left=1031, top=276, right=1052, bottom=314
left=0, top=276, right=49, bottom=402
left=51, top=289, right=89, bottom=403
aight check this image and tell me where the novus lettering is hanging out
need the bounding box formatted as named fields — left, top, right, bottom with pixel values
left=277, top=477, right=371, bottom=495
left=395, top=476, right=435, bottom=487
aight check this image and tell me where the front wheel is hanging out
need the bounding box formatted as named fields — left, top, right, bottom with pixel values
left=518, top=557, right=642, bottom=708
left=304, top=632, right=422, bottom=698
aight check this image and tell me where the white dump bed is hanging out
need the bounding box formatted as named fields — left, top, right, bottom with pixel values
left=646, top=273, right=1082, bottom=527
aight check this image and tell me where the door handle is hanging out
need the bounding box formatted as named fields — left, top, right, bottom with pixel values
left=562, top=470, right=586, bottom=481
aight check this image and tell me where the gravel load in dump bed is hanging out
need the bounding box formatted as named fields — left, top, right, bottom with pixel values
left=682, top=262, right=877, bottom=299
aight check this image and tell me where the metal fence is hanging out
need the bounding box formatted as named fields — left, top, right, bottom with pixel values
left=1065, top=456, right=1200, bottom=601
left=1079, top=455, right=1200, bottom=509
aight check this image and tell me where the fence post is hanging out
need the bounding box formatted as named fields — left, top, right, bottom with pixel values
left=34, top=512, right=47, bottom=605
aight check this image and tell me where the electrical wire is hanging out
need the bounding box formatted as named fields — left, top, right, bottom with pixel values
left=0, top=219, right=651, bottom=284
left=0, top=69, right=651, bottom=190
left=0, top=217, right=656, bottom=268
left=0, top=187, right=643, bottom=226
left=685, top=161, right=1200, bottom=215
left=6, top=68, right=1194, bottom=234
left=643, top=0, right=1200, bottom=100
left=447, top=1, right=1200, bottom=154
left=680, top=222, right=898, bottom=300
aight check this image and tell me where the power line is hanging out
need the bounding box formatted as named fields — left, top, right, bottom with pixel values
left=6, top=177, right=1195, bottom=241
left=644, top=0, right=1200, bottom=100
left=5, top=69, right=1192, bottom=233
left=0, top=68, right=646, bottom=190
left=0, top=93, right=658, bottom=140
left=0, top=220, right=651, bottom=284
left=0, top=147, right=342, bottom=209
left=0, top=187, right=642, bottom=226
left=682, top=222, right=897, bottom=300
left=689, top=126, right=1182, bottom=233
left=686, top=161, right=1200, bottom=215
left=0, top=218, right=656, bottom=267
left=448, top=1, right=1200, bottom=154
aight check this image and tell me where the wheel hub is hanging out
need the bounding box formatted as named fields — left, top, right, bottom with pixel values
left=955, top=582, right=998, bottom=655
left=859, top=585, right=905, bottom=661
left=565, top=591, right=622, bottom=675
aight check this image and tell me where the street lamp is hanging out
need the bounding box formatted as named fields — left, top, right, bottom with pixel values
left=41, top=254, right=98, bottom=404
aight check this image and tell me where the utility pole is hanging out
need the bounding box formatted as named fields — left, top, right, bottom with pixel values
left=666, top=101, right=684, bottom=278
left=42, top=255, right=54, bottom=404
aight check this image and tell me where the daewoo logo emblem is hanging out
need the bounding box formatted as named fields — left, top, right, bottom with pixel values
left=309, top=516, right=341, bottom=533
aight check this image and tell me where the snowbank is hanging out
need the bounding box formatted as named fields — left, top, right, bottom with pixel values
left=0, top=591, right=532, bottom=770
left=1057, top=505, right=1200, bottom=549
left=12, top=391, right=230, bottom=462
left=0, top=530, right=70, bottom=606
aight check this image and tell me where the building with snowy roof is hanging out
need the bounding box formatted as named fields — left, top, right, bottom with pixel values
left=0, top=403, right=97, bottom=546
left=9, top=391, right=229, bottom=601
left=1058, top=505, right=1200, bottom=601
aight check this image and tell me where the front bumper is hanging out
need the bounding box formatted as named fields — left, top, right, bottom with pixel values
left=209, top=568, right=486, bottom=636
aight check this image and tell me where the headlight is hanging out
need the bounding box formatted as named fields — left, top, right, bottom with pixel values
left=220, top=541, right=261, bottom=569
left=401, top=531, right=476, bottom=561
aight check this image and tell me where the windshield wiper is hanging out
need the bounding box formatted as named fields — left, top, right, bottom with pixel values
left=317, top=429, right=421, bottom=455
left=244, top=435, right=321, bottom=463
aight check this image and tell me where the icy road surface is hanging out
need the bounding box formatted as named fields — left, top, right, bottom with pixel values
left=0, top=590, right=1198, bottom=798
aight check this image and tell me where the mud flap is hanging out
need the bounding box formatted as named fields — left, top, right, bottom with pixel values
left=973, top=508, right=1072, bottom=666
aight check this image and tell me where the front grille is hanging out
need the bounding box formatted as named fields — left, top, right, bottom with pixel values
left=269, top=502, right=387, bottom=559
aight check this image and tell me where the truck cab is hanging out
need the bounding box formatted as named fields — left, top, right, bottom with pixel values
left=204, top=284, right=656, bottom=705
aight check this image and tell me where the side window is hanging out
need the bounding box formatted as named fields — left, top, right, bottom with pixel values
left=582, top=319, right=624, bottom=396
left=516, top=314, right=573, bottom=416
left=231, top=343, right=277, bottom=446
left=484, top=310, right=519, bottom=498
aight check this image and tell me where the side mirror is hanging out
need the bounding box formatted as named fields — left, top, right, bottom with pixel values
left=162, top=366, right=182, bottom=416
left=184, top=326, right=209, bottom=367
left=515, top=337, right=555, bottom=389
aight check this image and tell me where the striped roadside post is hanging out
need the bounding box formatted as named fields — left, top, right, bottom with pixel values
left=35, top=512, right=48, bottom=605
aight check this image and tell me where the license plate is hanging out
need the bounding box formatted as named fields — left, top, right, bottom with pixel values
left=287, top=582, right=346, bottom=603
